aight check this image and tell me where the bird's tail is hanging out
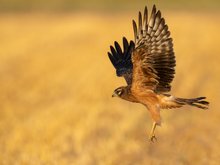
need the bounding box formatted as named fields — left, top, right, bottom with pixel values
left=174, top=97, right=209, bottom=109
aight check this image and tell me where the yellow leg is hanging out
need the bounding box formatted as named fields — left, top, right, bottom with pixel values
left=149, top=122, right=157, bottom=142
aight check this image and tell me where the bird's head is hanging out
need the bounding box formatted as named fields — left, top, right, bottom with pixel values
left=112, top=86, right=126, bottom=98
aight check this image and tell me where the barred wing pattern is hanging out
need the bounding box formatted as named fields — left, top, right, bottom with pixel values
left=108, top=37, right=135, bottom=85
left=132, top=5, right=176, bottom=93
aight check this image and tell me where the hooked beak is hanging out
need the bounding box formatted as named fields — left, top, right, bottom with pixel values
left=112, top=91, right=117, bottom=97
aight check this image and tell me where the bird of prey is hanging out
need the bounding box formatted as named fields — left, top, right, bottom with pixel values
left=108, top=5, right=209, bottom=142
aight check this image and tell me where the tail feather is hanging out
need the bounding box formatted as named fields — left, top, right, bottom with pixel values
left=175, top=97, right=209, bottom=109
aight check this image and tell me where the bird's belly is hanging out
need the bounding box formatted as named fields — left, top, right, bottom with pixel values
left=131, top=90, right=160, bottom=106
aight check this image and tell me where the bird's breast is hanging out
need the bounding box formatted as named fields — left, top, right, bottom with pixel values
left=131, top=89, right=160, bottom=106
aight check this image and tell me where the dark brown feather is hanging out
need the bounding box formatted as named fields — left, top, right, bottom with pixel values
left=108, top=37, right=135, bottom=85
left=131, top=5, right=176, bottom=93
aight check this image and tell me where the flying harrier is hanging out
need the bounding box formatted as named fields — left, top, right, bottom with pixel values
left=108, top=5, right=209, bottom=142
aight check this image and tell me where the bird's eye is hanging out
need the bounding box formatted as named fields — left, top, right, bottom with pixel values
left=117, top=89, right=123, bottom=96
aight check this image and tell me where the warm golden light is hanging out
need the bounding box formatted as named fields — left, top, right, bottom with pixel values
left=0, top=1, right=219, bottom=164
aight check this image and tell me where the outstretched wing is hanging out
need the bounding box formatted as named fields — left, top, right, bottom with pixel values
left=108, top=37, right=135, bottom=85
left=131, top=5, right=175, bottom=93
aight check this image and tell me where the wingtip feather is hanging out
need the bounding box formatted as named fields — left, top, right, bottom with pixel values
left=132, top=20, right=138, bottom=42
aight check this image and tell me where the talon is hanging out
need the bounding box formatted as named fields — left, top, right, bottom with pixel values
left=148, top=122, right=158, bottom=142
left=149, top=135, right=157, bottom=142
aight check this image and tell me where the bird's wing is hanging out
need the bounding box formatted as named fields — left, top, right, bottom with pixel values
left=131, top=5, right=176, bottom=93
left=108, top=37, right=135, bottom=85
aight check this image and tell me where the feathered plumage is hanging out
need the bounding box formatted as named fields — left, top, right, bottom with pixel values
left=107, top=5, right=209, bottom=142
left=108, top=37, right=134, bottom=85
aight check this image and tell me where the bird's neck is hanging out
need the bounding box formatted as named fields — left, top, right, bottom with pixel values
left=121, top=86, right=138, bottom=103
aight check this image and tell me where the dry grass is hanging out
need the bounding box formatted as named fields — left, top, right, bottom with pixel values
left=0, top=11, right=220, bottom=164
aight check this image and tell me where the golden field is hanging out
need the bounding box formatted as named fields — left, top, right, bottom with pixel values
left=0, top=11, right=220, bottom=164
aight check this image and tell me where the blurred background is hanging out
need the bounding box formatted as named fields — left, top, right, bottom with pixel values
left=0, top=0, right=220, bottom=164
